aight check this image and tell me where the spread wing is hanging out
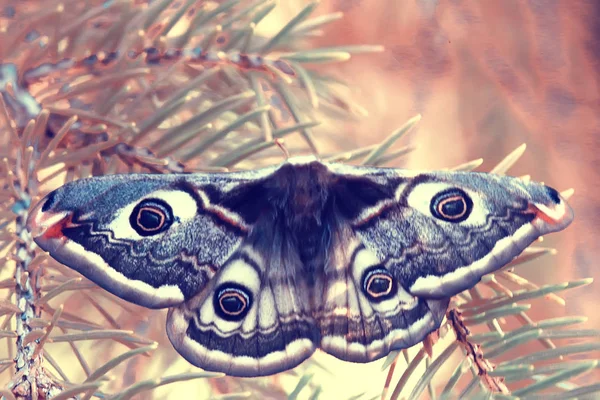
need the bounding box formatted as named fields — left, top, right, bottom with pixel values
left=326, top=164, right=574, bottom=299
left=316, top=226, right=449, bottom=362
left=27, top=168, right=278, bottom=309
left=28, top=160, right=574, bottom=376
left=29, top=167, right=321, bottom=377
left=166, top=219, right=319, bottom=377
left=313, top=163, right=573, bottom=361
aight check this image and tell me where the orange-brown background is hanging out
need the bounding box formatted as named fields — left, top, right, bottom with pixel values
left=2, top=1, right=598, bottom=398
left=293, top=0, right=598, bottom=327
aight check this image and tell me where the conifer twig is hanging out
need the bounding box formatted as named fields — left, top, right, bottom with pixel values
left=447, top=309, right=510, bottom=394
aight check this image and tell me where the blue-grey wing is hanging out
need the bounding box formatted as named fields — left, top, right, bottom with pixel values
left=315, top=226, right=449, bottom=362
left=27, top=168, right=277, bottom=309
left=314, top=163, right=573, bottom=362
left=327, top=163, right=574, bottom=299
left=29, top=168, right=321, bottom=377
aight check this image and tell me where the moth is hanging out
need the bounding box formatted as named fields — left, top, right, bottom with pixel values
left=27, top=156, right=573, bottom=377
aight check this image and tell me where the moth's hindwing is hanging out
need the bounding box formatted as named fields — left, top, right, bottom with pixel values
left=316, top=230, right=449, bottom=362
left=166, top=238, right=319, bottom=377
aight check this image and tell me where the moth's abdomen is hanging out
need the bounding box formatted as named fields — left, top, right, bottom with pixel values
left=294, top=218, right=331, bottom=275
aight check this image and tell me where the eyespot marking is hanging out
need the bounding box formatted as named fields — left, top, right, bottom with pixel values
left=430, top=188, right=473, bottom=223
left=214, top=283, right=252, bottom=321
left=129, top=198, right=173, bottom=236
left=361, top=266, right=397, bottom=301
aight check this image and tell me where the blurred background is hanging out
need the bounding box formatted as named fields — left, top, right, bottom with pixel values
left=1, top=0, right=598, bottom=398
left=263, top=1, right=600, bottom=396
left=306, top=0, right=598, bottom=327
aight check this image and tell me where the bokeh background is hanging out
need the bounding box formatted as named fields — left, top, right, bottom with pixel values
left=263, top=1, right=600, bottom=396
left=305, top=0, right=598, bottom=327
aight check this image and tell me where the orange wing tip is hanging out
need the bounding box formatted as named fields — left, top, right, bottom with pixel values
left=530, top=200, right=572, bottom=225
left=40, top=214, right=73, bottom=239
left=27, top=200, right=71, bottom=239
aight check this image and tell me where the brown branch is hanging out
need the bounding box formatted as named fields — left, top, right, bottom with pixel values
left=447, top=308, right=510, bottom=394
left=8, top=156, right=64, bottom=399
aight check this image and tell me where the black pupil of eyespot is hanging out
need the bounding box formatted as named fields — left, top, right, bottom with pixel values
left=139, top=209, right=162, bottom=229
left=369, top=277, right=390, bottom=294
left=221, top=295, right=243, bottom=313
left=441, top=198, right=465, bottom=216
